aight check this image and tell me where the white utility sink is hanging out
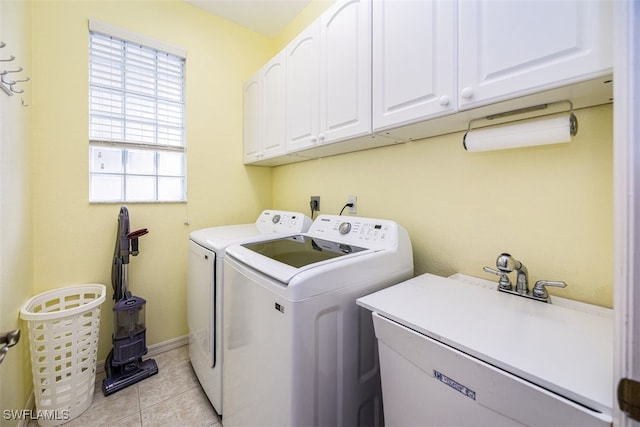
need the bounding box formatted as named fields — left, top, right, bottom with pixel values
left=357, top=273, right=613, bottom=426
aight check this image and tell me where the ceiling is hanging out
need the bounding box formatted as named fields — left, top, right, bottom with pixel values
left=185, top=0, right=313, bottom=38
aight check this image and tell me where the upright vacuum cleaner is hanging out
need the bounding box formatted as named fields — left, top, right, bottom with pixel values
left=103, top=206, right=158, bottom=396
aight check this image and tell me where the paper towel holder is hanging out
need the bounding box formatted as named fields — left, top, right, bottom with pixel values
left=463, top=100, right=578, bottom=151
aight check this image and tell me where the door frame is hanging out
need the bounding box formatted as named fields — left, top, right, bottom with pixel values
left=613, top=0, right=640, bottom=424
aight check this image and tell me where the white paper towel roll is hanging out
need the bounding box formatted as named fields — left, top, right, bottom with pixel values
left=463, top=114, right=577, bottom=152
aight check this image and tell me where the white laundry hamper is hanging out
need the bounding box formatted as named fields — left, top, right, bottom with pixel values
left=20, top=284, right=106, bottom=427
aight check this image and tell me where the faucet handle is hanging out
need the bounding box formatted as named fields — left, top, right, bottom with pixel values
left=532, top=280, right=567, bottom=301
left=483, top=266, right=513, bottom=291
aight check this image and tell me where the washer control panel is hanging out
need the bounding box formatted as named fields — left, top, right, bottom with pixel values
left=308, top=215, right=399, bottom=248
left=255, top=210, right=312, bottom=233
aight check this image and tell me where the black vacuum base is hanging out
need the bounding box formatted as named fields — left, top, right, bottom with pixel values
left=102, top=358, right=158, bottom=396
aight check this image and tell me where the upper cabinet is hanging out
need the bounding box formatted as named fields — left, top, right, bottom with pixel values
left=372, top=0, right=456, bottom=131
left=244, top=0, right=612, bottom=165
left=260, top=53, right=287, bottom=158
left=285, top=21, right=320, bottom=152
left=286, top=0, right=372, bottom=153
left=319, top=0, right=372, bottom=144
left=372, top=0, right=612, bottom=141
left=457, top=0, right=613, bottom=110
left=243, top=52, right=287, bottom=164
left=242, top=73, right=260, bottom=163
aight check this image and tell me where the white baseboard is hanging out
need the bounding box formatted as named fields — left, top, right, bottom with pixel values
left=146, top=334, right=189, bottom=357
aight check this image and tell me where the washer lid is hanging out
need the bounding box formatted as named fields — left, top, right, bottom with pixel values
left=242, top=235, right=367, bottom=268
left=227, top=235, right=375, bottom=284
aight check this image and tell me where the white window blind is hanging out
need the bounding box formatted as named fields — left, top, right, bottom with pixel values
left=89, top=25, right=186, bottom=203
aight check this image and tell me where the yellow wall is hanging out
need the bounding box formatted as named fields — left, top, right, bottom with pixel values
left=0, top=0, right=34, bottom=423
left=273, top=104, right=613, bottom=307
left=30, top=0, right=274, bottom=362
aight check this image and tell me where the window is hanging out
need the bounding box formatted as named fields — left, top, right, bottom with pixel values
left=88, top=21, right=186, bottom=202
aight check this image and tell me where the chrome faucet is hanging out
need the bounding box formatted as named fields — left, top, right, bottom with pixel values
left=483, top=252, right=528, bottom=293
left=483, top=252, right=567, bottom=303
left=496, top=253, right=529, bottom=294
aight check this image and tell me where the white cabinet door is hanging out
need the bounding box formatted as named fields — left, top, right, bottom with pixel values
left=244, top=53, right=286, bottom=164
left=319, top=0, right=372, bottom=144
left=373, top=0, right=456, bottom=131
left=260, top=52, right=286, bottom=159
left=242, top=73, right=261, bottom=163
left=458, top=0, right=612, bottom=110
left=285, top=21, right=320, bottom=152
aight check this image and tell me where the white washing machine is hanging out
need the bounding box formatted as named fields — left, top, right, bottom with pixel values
left=222, top=214, right=414, bottom=427
left=187, top=210, right=311, bottom=415
left=357, top=273, right=613, bottom=426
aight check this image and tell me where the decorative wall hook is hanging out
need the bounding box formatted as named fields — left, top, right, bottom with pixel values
left=1, top=67, right=24, bottom=86
left=9, top=76, right=29, bottom=94
left=12, top=75, right=30, bottom=85
left=0, top=42, right=29, bottom=98
left=3, top=66, right=23, bottom=74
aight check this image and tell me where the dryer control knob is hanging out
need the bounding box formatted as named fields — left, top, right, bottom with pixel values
left=339, top=222, right=352, bottom=235
left=272, top=214, right=281, bottom=224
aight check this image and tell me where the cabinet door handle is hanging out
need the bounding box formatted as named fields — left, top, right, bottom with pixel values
left=439, top=95, right=450, bottom=107
left=461, top=87, right=474, bottom=99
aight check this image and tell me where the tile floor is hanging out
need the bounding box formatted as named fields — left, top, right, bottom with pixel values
left=28, top=345, right=221, bottom=427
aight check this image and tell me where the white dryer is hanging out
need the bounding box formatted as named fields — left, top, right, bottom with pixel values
left=222, top=214, right=414, bottom=427
left=187, top=210, right=311, bottom=415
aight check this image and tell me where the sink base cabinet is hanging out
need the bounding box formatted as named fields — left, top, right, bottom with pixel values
left=373, top=313, right=611, bottom=427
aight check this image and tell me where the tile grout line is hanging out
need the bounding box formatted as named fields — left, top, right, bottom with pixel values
left=137, top=383, right=143, bottom=427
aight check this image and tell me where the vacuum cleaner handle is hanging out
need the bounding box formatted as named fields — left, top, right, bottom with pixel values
left=128, top=228, right=148, bottom=256
left=112, top=207, right=149, bottom=300
left=118, top=207, right=131, bottom=262
left=128, top=228, right=148, bottom=239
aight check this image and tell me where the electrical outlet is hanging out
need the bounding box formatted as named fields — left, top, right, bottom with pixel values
left=347, top=195, right=357, bottom=214
left=310, top=196, right=320, bottom=212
